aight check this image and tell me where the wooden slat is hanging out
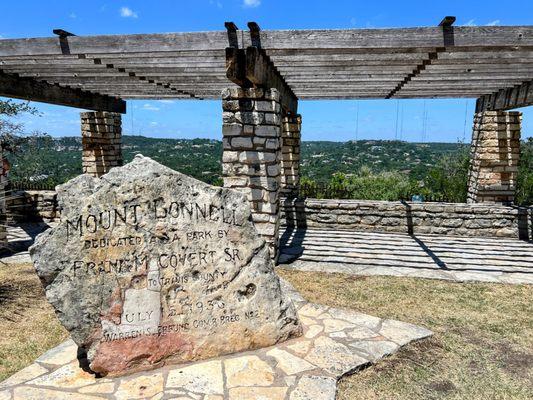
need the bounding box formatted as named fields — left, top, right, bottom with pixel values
left=0, top=70, right=125, bottom=112
left=0, top=26, right=531, bottom=101
left=476, top=79, right=533, bottom=111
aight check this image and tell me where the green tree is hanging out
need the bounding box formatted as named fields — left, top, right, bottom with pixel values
left=421, top=144, right=470, bottom=202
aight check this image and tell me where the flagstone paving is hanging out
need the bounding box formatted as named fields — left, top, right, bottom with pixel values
left=279, top=228, right=533, bottom=284
left=0, top=280, right=432, bottom=400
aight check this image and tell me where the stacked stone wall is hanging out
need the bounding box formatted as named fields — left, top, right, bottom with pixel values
left=6, top=190, right=59, bottom=223
left=221, top=88, right=282, bottom=258
left=467, top=111, right=521, bottom=203
left=281, top=198, right=532, bottom=240
left=81, top=111, right=122, bottom=177
left=280, top=115, right=301, bottom=197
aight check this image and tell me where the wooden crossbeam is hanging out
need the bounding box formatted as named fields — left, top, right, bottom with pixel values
left=81, top=54, right=199, bottom=99
left=0, top=70, right=125, bottom=112
left=386, top=16, right=458, bottom=99
left=475, top=80, right=533, bottom=111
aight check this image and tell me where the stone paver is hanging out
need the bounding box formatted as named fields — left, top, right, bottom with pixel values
left=279, top=228, right=533, bottom=284
left=0, top=281, right=432, bottom=399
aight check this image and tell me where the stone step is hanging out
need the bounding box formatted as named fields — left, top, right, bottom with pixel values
left=281, top=237, right=533, bottom=260
left=283, top=241, right=533, bottom=265
left=282, top=229, right=533, bottom=249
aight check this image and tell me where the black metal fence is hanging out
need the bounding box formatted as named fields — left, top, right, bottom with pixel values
left=7, top=179, right=56, bottom=191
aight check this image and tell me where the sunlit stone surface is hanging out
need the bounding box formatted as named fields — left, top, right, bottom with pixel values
left=30, top=155, right=302, bottom=376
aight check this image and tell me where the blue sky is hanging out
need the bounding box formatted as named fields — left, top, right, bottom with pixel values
left=1, top=0, right=532, bottom=142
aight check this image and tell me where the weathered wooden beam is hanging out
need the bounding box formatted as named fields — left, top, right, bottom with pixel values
left=0, top=70, right=125, bottom=112
left=247, top=26, right=533, bottom=50
left=475, top=80, right=533, bottom=111
left=225, top=47, right=249, bottom=87
left=0, top=27, right=530, bottom=58
left=245, top=46, right=298, bottom=114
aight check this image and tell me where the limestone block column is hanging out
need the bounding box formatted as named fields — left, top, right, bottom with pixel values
left=221, top=87, right=282, bottom=259
left=467, top=111, right=521, bottom=204
left=81, top=111, right=123, bottom=177
left=280, top=114, right=302, bottom=198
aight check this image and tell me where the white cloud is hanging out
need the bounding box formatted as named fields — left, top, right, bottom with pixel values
left=462, top=19, right=476, bottom=27
left=486, top=20, right=500, bottom=26
left=243, top=0, right=260, bottom=8
left=209, top=0, right=223, bottom=8
left=158, top=100, right=175, bottom=104
left=350, top=18, right=357, bottom=26
left=142, top=103, right=160, bottom=111
left=120, top=6, right=138, bottom=18
left=69, top=12, right=77, bottom=19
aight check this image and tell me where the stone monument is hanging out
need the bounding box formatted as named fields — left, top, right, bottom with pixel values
left=30, top=155, right=302, bottom=377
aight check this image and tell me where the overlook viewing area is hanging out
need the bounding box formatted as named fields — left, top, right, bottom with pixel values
left=0, top=11, right=533, bottom=400
left=0, top=17, right=532, bottom=283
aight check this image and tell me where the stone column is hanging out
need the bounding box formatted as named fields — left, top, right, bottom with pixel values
left=0, top=146, right=7, bottom=251
left=81, top=111, right=123, bottom=177
left=222, top=87, right=282, bottom=259
left=280, top=114, right=302, bottom=198
left=467, top=111, right=521, bottom=204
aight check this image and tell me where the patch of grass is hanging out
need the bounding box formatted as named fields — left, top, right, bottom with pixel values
left=278, top=269, right=533, bottom=400
left=0, top=263, right=67, bottom=381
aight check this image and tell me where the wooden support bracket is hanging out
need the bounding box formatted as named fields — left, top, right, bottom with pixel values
left=476, top=80, right=533, bottom=112
left=225, top=21, right=298, bottom=114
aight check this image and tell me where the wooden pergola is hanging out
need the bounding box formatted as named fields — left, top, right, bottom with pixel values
left=0, top=18, right=531, bottom=113
left=0, top=18, right=532, bottom=255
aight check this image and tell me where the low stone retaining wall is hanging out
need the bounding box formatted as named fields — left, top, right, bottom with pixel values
left=281, top=198, right=532, bottom=240
left=4, top=190, right=532, bottom=240
left=6, top=190, right=59, bottom=223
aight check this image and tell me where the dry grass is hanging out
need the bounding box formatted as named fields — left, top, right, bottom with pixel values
left=278, top=269, right=533, bottom=400
left=0, top=262, right=67, bottom=382
left=1, top=262, right=532, bottom=399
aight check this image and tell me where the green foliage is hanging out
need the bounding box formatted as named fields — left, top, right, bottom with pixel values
left=300, top=140, right=460, bottom=182
left=516, top=137, right=533, bottom=206
left=6, top=133, right=532, bottom=206
left=0, top=99, right=43, bottom=155
left=0, top=100, right=37, bottom=118
left=419, top=144, right=470, bottom=203
left=7, top=136, right=223, bottom=187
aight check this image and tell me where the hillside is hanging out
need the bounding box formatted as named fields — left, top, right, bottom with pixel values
left=9, top=135, right=462, bottom=187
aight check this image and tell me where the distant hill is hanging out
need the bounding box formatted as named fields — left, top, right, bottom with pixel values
left=300, top=140, right=461, bottom=182
left=8, top=135, right=463, bottom=186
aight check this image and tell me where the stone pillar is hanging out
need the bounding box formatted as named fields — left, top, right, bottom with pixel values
left=280, top=114, right=302, bottom=198
left=0, top=146, right=7, bottom=251
left=467, top=111, right=521, bottom=204
left=222, top=87, right=282, bottom=259
left=81, top=111, right=122, bottom=177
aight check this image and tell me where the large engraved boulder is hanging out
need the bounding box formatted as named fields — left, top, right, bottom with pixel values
left=30, top=155, right=302, bottom=376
